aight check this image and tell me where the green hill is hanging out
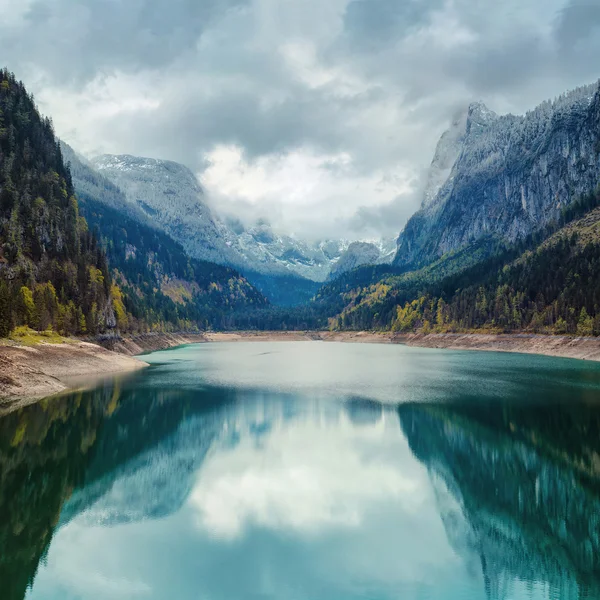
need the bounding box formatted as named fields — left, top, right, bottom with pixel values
left=0, top=70, right=267, bottom=338
left=321, top=187, right=600, bottom=336
left=0, top=69, right=114, bottom=337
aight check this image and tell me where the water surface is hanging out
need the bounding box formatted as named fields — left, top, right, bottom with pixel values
left=2, top=342, right=600, bottom=599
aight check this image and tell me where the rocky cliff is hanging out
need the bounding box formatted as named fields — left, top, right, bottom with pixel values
left=395, top=82, right=600, bottom=270
left=92, top=154, right=240, bottom=267
left=328, top=241, right=382, bottom=280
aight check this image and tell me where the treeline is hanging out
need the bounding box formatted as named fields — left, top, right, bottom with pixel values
left=330, top=187, right=600, bottom=336
left=389, top=232, right=600, bottom=336
left=78, top=193, right=268, bottom=333
left=0, top=69, right=114, bottom=337
left=0, top=69, right=268, bottom=339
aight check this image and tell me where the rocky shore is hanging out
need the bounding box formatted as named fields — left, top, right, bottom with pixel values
left=391, top=332, right=600, bottom=361
left=95, top=332, right=209, bottom=355
left=0, top=341, right=147, bottom=408
left=4, top=330, right=600, bottom=408
left=202, top=330, right=600, bottom=361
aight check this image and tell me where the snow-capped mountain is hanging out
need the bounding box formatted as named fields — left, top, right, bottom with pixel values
left=328, top=239, right=396, bottom=280
left=219, top=217, right=352, bottom=282
left=90, top=154, right=392, bottom=284
left=91, top=154, right=241, bottom=268
left=395, top=82, right=600, bottom=270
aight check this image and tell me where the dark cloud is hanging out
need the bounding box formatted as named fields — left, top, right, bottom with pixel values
left=2, top=0, right=247, bottom=84
left=444, top=37, right=549, bottom=96
left=343, top=0, right=443, bottom=49
left=1, top=0, right=598, bottom=239
left=556, top=0, right=600, bottom=46
left=348, top=195, right=419, bottom=238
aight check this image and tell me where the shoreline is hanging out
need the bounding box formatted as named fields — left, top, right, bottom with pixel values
left=202, top=330, right=600, bottom=361
left=0, top=341, right=148, bottom=408
left=389, top=332, right=600, bottom=362
left=4, top=330, right=600, bottom=409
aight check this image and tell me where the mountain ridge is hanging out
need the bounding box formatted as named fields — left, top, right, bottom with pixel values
left=395, top=81, right=600, bottom=270
left=84, top=152, right=394, bottom=301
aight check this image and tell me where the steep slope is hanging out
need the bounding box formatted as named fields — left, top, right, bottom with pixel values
left=90, top=154, right=389, bottom=289
left=64, top=145, right=268, bottom=330
left=329, top=242, right=380, bottom=280
left=61, top=144, right=153, bottom=227
left=91, top=154, right=240, bottom=267
left=0, top=69, right=115, bottom=336
left=395, top=82, right=600, bottom=270
left=328, top=241, right=395, bottom=280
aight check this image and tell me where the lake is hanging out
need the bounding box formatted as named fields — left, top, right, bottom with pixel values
left=2, top=341, right=600, bottom=599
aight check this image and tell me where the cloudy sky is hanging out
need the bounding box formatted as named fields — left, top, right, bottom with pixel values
left=1, top=0, right=599, bottom=240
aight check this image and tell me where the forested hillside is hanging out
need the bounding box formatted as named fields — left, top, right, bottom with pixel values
left=280, top=81, right=600, bottom=338
left=0, top=71, right=267, bottom=338
left=80, top=194, right=267, bottom=330
left=64, top=145, right=267, bottom=331
left=322, top=187, right=600, bottom=336
left=0, top=69, right=114, bottom=337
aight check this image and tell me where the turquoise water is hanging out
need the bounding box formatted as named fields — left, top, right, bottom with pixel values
left=2, top=342, right=600, bottom=599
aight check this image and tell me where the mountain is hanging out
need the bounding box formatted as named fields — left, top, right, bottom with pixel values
left=0, top=69, right=115, bottom=337
left=329, top=242, right=380, bottom=280
left=328, top=239, right=396, bottom=281
left=91, top=154, right=239, bottom=267
left=60, top=144, right=156, bottom=228
left=220, top=216, right=351, bottom=282
left=319, top=190, right=600, bottom=334
left=90, top=154, right=333, bottom=279
left=89, top=153, right=391, bottom=303
left=395, top=82, right=600, bottom=270
left=63, top=144, right=267, bottom=330
left=301, top=82, right=600, bottom=335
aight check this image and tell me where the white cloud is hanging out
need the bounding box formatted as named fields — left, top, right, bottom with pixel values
left=200, top=144, right=414, bottom=238
left=28, top=523, right=152, bottom=599
left=2, top=0, right=597, bottom=240
left=36, top=70, right=161, bottom=157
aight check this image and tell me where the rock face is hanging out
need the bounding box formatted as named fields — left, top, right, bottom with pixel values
left=329, top=242, right=382, bottom=280
left=91, top=154, right=240, bottom=267
left=394, top=82, right=600, bottom=270
left=89, top=153, right=392, bottom=285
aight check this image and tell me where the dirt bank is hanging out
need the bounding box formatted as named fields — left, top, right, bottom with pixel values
left=96, top=332, right=209, bottom=355
left=203, top=331, right=392, bottom=343
left=203, top=330, right=600, bottom=361
left=391, top=332, right=600, bottom=361
left=0, top=341, right=147, bottom=406
left=203, top=331, right=322, bottom=342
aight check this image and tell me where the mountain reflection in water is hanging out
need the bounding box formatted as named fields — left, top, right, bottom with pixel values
left=0, top=344, right=599, bottom=599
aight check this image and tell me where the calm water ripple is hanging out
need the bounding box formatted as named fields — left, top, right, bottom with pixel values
left=0, top=342, right=599, bottom=599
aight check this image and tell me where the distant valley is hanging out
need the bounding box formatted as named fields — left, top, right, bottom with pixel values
left=2, top=68, right=600, bottom=340
left=64, top=149, right=395, bottom=305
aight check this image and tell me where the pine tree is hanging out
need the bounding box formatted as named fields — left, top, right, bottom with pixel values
left=0, top=281, right=11, bottom=337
